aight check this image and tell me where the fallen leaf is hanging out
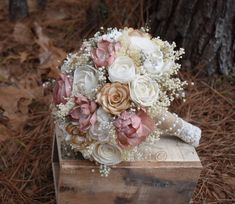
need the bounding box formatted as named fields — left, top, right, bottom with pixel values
left=13, top=23, right=33, bottom=44
left=0, top=124, right=13, bottom=142
left=2, top=51, right=34, bottom=64
left=18, top=98, right=32, bottom=114
left=18, top=73, right=44, bottom=98
left=0, top=74, right=7, bottom=83
left=34, top=22, right=66, bottom=79
left=0, top=84, right=38, bottom=131
left=222, top=174, right=235, bottom=188
left=27, top=0, right=38, bottom=13
left=0, top=73, right=44, bottom=131
left=19, top=51, right=30, bottom=63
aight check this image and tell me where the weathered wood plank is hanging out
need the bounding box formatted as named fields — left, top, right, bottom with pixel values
left=52, top=124, right=202, bottom=204
left=57, top=166, right=200, bottom=204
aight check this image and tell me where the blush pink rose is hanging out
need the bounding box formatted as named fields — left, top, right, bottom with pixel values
left=69, top=95, right=97, bottom=132
left=114, top=110, right=155, bottom=148
left=91, top=40, right=121, bottom=68
left=53, top=74, right=73, bottom=105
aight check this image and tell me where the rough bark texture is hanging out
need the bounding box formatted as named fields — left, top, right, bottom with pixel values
left=148, top=0, right=235, bottom=75
left=9, top=0, right=28, bottom=21
left=37, top=0, right=47, bottom=10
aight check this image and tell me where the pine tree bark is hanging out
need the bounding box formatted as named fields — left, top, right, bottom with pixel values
left=37, top=0, right=47, bottom=10
left=148, top=0, right=235, bottom=75
left=9, top=0, right=28, bottom=21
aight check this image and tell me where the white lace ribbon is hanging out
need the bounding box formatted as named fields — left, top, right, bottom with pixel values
left=153, top=108, right=201, bottom=147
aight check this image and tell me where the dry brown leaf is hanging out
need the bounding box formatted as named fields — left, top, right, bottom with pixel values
left=34, top=22, right=66, bottom=79
left=222, top=174, right=235, bottom=188
left=0, top=85, right=36, bottom=130
left=2, top=51, right=34, bottom=64
left=0, top=74, right=7, bottom=83
left=0, top=123, right=13, bottom=142
left=27, top=0, right=38, bottom=13
left=2, top=54, right=20, bottom=63
left=0, top=41, right=4, bottom=53
left=0, top=74, right=44, bottom=130
left=18, top=74, right=44, bottom=98
left=13, top=23, right=33, bottom=44
left=19, top=51, right=30, bottom=63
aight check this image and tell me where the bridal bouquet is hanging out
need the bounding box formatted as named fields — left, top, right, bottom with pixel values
left=53, top=27, right=201, bottom=175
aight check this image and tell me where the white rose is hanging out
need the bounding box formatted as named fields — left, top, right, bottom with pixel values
left=129, top=36, right=159, bottom=53
left=89, top=107, right=112, bottom=141
left=144, top=52, right=173, bottom=75
left=92, top=142, right=122, bottom=165
left=73, top=65, right=98, bottom=97
left=129, top=36, right=172, bottom=75
left=108, top=56, right=136, bottom=83
left=129, top=75, right=159, bottom=106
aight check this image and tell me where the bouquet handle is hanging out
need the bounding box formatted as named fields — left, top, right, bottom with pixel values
left=153, top=109, right=201, bottom=147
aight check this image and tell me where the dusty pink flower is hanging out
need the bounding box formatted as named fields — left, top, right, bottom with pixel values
left=114, top=110, right=155, bottom=148
left=69, top=95, right=97, bottom=132
left=53, top=74, right=73, bottom=105
left=91, top=40, right=121, bottom=68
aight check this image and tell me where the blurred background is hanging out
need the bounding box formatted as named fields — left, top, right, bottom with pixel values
left=0, top=0, right=234, bottom=203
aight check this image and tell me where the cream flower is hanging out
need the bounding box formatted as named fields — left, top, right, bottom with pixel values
left=144, top=52, right=173, bottom=75
left=127, top=31, right=171, bottom=75
left=92, top=142, right=122, bottom=165
left=73, top=65, right=98, bottom=97
left=89, top=107, right=112, bottom=141
left=129, top=36, right=159, bottom=54
left=108, top=56, right=136, bottom=83
left=129, top=75, right=159, bottom=106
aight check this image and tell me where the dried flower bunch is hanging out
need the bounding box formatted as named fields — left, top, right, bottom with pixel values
left=53, top=27, right=191, bottom=175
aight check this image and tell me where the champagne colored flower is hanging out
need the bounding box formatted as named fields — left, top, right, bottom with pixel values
left=92, top=142, right=122, bottom=165
left=69, top=95, right=97, bottom=132
left=53, top=74, right=72, bottom=105
left=114, top=110, right=155, bottom=148
left=97, top=82, right=131, bottom=115
left=108, top=56, right=136, bottom=83
left=129, top=75, right=159, bottom=106
left=91, top=40, right=121, bottom=68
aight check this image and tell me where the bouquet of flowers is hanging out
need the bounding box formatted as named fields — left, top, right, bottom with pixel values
left=53, top=27, right=201, bottom=175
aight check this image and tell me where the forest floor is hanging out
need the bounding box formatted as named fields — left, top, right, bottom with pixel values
left=0, top=1, right=235, bottom=203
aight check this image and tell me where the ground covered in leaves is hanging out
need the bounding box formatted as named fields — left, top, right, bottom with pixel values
left=0, top=1, right=234, bottom=203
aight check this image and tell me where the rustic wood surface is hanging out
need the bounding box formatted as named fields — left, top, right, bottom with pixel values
left=52, top=125, right=202, bottom=204
left=57, top=166, right=201, bottom=204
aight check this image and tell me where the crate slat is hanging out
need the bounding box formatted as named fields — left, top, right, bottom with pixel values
left=52, top=125, right=202, bottom=204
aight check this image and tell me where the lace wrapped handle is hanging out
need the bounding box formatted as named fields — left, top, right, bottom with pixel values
left=153, top=109, right=201, bottom=147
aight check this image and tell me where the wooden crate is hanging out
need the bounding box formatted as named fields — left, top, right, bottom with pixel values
left=52, top=125, right=202, bottom=204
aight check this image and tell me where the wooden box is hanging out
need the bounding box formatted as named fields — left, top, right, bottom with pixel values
left=52, top=125, right=202, bottom=204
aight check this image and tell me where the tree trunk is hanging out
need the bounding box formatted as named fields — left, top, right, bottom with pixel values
left=148, top=0, right=235, bottom=75
left=9, top=0, right=28, bottom=21
left=37, top=0, right=47, bottom=10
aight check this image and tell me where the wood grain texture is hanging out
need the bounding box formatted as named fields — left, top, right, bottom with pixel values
left=57, top=167, right=201, bottom=204
left=52, top=125, right=202, bottom=204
